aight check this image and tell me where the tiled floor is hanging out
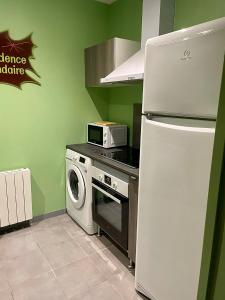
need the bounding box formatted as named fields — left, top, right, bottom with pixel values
left=0, top=214, right=145, bottom=300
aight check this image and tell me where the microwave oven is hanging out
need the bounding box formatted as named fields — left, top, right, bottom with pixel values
left=87, top=122, right=127, bottom=148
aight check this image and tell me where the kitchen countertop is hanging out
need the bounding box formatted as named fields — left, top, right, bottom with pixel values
left=66, top=143, right=139, bottom=178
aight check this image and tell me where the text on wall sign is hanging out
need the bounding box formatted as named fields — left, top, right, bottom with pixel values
left=0, top=31, right=40, bottom=89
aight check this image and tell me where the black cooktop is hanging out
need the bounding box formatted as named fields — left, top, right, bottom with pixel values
left=101, top=147, right=140, bottom=169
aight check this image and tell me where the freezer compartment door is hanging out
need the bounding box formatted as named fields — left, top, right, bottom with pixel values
left=135, top=116, right=215, bottom=300
left=143, top=28, right=225, bottom=118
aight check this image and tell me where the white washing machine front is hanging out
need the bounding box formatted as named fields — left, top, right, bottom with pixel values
left=65, top=149, right=97, bottom=235
left=66, top=163, right=85, bottom=209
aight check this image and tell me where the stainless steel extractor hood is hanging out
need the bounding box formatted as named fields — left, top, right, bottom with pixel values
left=100, top=0, right=175, bottom=84
left=85, top=38, right=140, bottom=87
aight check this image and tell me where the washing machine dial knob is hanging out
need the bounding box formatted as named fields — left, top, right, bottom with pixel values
left=98, top=175, right=103, bottom=182
left=73, top=156, right=78, bottom=162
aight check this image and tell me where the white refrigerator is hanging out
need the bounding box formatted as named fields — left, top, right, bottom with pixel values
left=135, top=17, right=225, bottom=300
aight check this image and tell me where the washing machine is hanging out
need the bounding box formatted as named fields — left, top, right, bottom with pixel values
left=65, top=149, right=97, bottom=235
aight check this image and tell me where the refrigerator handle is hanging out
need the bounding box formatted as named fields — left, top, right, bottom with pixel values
left=144, top=112, right=215, bottom=121
left=143, top=116, right=215, bottom=133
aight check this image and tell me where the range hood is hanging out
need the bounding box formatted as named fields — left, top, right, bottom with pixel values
left=100, top=0, right=175, bottom=84
left=85, top=38, right=140, bottom=87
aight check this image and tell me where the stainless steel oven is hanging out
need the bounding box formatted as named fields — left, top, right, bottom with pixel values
left=91, top=165, right=129, bottom=251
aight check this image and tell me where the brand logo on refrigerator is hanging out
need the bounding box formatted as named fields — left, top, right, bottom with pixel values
left=181, top=49, right=192, bottom=61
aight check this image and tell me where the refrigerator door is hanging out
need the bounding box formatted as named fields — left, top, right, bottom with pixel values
left=143, top=26, right=225, bottom=118
left=135, top=116, right=215, bottom=300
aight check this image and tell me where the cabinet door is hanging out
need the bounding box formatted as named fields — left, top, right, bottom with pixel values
left=128, top=176, right=139, bottom=263
left=136, top=116, right=215, bottom=300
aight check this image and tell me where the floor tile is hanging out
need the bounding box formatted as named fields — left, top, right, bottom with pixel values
left=2, top=248, right=51, bottom=287
left=0, top=289, right=13, bottom=300
left=0, top=269, right=11, bottom=292
left=89, top=247, right=121, bottom=278
left=70, top=291, right=92, bottom=300
left=99, top=245, right=130, bottom=275
left=12, top=272, right=66, bottom=300
left=32, top=225, right=71, bottom=248
left=54, top=256, right=106, bottom=299
left=108, top=272, right=142, bottom=300
left=31, top=213, right=75, bottom=232
left=0, top=214, right=140, bottom=299
left=71, top=281, right=124, bottom=300
left=62, top=218, right=83, bottom=235
left=31, top=216, right=61, bottom=231
left=89, top=280, right=124, bottom=300
left=69, top=230, right=112, bottom=255
left=0, top=232, right=37, bottom=262
left=41, top=239, right=87, bottom=269
left=54, top=213, right=73, bottom=224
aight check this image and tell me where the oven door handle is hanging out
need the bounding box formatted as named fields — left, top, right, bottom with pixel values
left=92, top=184, right=121, bottom=204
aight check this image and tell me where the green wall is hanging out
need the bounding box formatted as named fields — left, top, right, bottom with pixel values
left=108, top=0, right=142, bottom=41
left=206, top=69, right=225, bottom=299
left=174, top=0, right=225, bottom=29
left=174, top=1, right=225, bottom=300
left=0, top=0, right=143, bottom=216
left=107, top=0, right=143, bottom=145
left=0, top=0, right=109, bottom=216
left=108, top=84, right=143, bottom=144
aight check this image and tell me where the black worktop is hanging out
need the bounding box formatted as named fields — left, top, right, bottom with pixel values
left=66, top=143, right=139, bottom=178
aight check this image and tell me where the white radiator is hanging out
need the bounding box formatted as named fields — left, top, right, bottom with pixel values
left=0, top=168, right=33, bottom=227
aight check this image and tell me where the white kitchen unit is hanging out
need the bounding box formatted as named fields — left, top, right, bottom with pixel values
left=65, top=149, right=97, bottom=235
left=135, top=17, right=225, bottom=300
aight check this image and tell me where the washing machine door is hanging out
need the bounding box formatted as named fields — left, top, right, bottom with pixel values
left=67, top=164, right=85, bottom=209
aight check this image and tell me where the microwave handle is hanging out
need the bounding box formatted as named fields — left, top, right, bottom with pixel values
left=92, top=183, right=121, bottom=204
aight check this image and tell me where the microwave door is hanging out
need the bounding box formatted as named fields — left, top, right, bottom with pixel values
left=88, top=125, right=103, bottom=146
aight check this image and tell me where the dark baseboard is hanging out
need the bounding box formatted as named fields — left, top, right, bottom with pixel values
left=0, top=209, right=67, bottom=235
left=32, top=209, right=66, bottom=223
left=0, top=220, right=30, bottom=235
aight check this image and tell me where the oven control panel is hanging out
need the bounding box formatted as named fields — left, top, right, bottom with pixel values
left=91, top=166, right=128, bottom=197
left=112, top=182, right=118, bottom=190
left=104, top=175, right=111, bottom=186
left=98, top=174, right=103, bottom=182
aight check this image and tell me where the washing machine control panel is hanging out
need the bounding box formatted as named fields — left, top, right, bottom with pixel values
left=72, top=156, right=78, bottom=163
left=79, top=157, right=85, bottom=164
left=66, top=149, right=92, bottom=170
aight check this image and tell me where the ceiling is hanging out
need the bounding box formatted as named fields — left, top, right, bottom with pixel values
left=95, top=0, right=117, bottom=4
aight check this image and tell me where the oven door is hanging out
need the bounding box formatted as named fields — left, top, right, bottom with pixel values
left=92, top=178, right=129, bottom=251
left=88, top=125, right=104, bottom=146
